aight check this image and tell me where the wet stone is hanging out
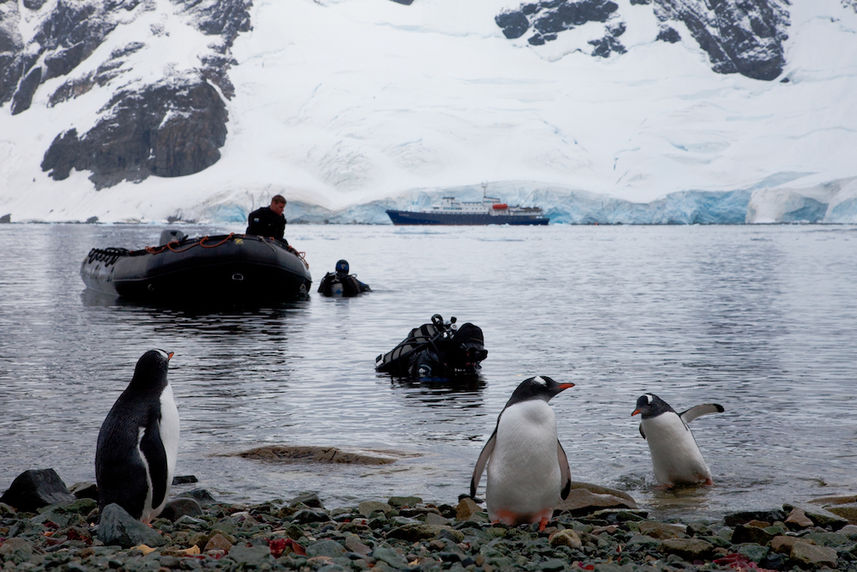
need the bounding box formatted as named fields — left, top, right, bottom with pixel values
left=790, top=540, right=838, bottom=567
left=731, top=523, right=776, bottom=545
left=785, top=506, right=814, bottom=529
left=637, top=520, right=687, bottom=539
left=292, top=508, right=331, bottom=523
left=660, top=537, right=715, bottom=560
left=724, top=509, right=787, bottom=527
left=372, top=543, right=409, bottom=569
left=0, top=537, right=34, bottom=563
left=307, top=538, right=347, bottom=558
left=227, top=542, right=274, bottom=565
left=358, top=501, right=393, bottom=518
left=388, top=495, right=422, bottom=508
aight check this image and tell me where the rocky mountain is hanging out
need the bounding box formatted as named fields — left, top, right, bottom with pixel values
left=1, top=0, right=249, bottom=188
left=0, top=0, right=854, bottom=223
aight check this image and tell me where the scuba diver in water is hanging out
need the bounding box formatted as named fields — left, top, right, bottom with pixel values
left=317, top=259, right=371, bottom=297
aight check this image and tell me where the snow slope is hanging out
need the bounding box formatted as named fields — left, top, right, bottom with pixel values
left=1, top=0, right=856, bottom=223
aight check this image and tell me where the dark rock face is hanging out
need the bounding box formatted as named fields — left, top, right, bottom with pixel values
left=496, top=0, right=621, bottom=52
left=42, top=80, right=228, bottom=188
left=653, top=0, right=789, bottom=80
left=10, top=66, right=42, bottom=115
left=496, top=0, right=789, bottom=80
left=2, top=0, right=250, bottom=188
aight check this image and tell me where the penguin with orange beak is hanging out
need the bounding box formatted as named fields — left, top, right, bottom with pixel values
left=471, top=376, right=574, bottom=530
left=633, top=393, right=723, bottom=487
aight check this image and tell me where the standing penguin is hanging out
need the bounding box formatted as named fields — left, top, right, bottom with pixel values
left=95, top=349, right=180, bottom=522
left=632, top=393, right=723, bottom=487
left=470, top=376, right=574, bottom=530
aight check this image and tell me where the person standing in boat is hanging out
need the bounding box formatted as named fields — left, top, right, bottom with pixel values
left=246, top=195, right=287, bottom=240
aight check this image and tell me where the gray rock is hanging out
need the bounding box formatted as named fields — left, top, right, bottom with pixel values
left=96, top=503, right=166, bottom=548
left=790, top=541, right=838, bottom=568
left=306, top=539, right=347, bottom=558
left=290, top=492, right=325, bottom=508
left=840, top=524, right=857, bottom=538
left=784, top=503, right=848, bottom=530
left=387, top=523, right=463, bottom=542
left=0, top=537, right=34, bottom=563
left=227, top=542, right=274, bottom=565
left=455, top=497, right=483, bottom=521
left=358, top=501, right=393, bottom=518
left=344, top=532, right=372, bottom=556
left=182, top=488, right=218, bottom=505
left=784, top=507, right=813, bottom=529
left=0, top=469, right=75, bottom=511
left=556, top=488, right=637, bottom=516
left=69, top=481, right=98, bottom=500
left=159, top=497, right=203, bottom=521
left=724, top=509, right=786, bottom=527
left=388, top=495, right=422, bottom=508
left=637, top=521, right=687, bottom=539
left=660, top=537, right=715, bottom=560
left=372, top=543, right=409, bottom=569
left=731, top=523, right=775, bottom=545
left=548, top=528, right=583, bottom=549
left=292, top=508, right=332, bottom=524
left=823, top=502, right=857, bottom=524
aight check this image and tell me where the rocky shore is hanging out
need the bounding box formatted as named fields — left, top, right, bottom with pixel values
left=3, top=469, right=857, bottom=571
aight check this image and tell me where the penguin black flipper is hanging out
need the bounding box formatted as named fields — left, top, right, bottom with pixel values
left=139, top=413, right=169, bottom=510
left=470, top=429, right=497, bottom=498
left=95, top=400, right=150, bottom=520
left=557, top=441, right=571, bottom=500
left=639, top=424, right=646, bottom=439
left=680, top=403, right=724, bottom=424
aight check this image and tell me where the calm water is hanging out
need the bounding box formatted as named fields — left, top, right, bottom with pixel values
left=1, top=222, right=856, bottom=520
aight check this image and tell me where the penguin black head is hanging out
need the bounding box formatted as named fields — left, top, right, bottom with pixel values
left=129, top=349, right=173, bottom=392
left=505, top=375, right=574, bottom=408
left=631, top=393, right=674, bottom=418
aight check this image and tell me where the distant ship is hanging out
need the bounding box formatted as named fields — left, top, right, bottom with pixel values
left=386, top=187, right=548, bottom=226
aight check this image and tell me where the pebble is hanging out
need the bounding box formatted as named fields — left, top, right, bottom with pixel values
left=3, top=470, right=857, bottom=570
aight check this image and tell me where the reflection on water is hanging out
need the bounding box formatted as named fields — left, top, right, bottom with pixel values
left=1, top=223, right=856, bottom=520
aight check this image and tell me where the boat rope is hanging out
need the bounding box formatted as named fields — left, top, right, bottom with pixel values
left=199, top=233, right=234, bottom=248
left=86, top=247, right=131, bottom=266
left=89, top=233, right=307, bottom=267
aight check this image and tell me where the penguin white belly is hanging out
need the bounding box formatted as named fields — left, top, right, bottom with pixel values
left=642, top=414, right=711, bottom=486
left=137, top=386, right=180, bottom=522
left=486, top=401, right=562, bottom=520
left=159, top=384, right=181, bottom=479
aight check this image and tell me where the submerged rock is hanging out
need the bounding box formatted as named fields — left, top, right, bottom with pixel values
left=231, top=445, right=398, bottom=465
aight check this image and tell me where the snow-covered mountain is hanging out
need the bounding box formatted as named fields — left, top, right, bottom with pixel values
left=1, top=0, right=856, bottom=224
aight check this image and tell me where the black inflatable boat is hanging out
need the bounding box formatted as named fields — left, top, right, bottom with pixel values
left=375, top=314, right=487, bottom=379
left=81, top=230, right=312, bottom=304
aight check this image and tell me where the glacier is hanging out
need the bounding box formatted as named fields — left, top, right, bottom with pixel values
left=1, top=0, right=857, bottom=224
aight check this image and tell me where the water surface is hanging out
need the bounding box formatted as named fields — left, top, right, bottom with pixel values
left=1, top=223, right=855, bottom=520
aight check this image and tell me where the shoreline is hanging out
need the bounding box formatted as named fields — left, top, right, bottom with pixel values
left=2, top=471, right=857, bottom=570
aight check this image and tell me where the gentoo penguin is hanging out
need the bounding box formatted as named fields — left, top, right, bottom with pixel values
left=95, top=349, right=180, bottom=522
left=632, top=393, right=724, bottom=487
left=470, top=376, right=574, bottom=530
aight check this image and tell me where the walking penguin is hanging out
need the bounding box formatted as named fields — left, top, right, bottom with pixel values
left=632, top=393, right=724, bottom=487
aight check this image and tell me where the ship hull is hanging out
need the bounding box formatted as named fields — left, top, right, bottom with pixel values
left=386, top=209, right=548, bottom=226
